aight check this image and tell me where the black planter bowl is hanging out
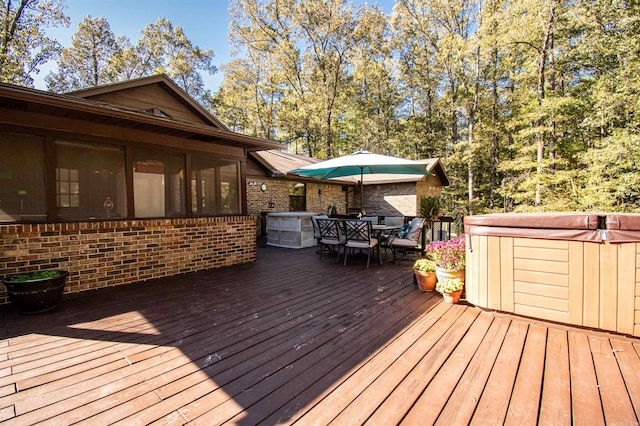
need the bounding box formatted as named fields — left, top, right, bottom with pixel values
left=1, top=270, right=68, bottom=314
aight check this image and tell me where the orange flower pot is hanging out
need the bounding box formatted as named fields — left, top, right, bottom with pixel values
left=414, top=270, right=437, bottom=291
left=442, top=290, right=463, bottom=304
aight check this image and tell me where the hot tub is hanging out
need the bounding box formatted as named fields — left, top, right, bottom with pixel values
left=464, top=213, right=640, bottom=336
left=266, top=212, right=318, bottom=249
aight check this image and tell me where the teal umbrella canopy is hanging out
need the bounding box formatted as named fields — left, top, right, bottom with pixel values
left=288, top=151, right=428, bottom=180
left=288, top=151, right=429, bottom=213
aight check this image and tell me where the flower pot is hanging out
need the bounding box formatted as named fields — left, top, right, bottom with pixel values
left=2, top=270, right=68, bottom=314
left=414, top=270, right=437, bottom=291
left=442, top=290, right=463, bottom=304
left=435, top=268, right=465, bottom=283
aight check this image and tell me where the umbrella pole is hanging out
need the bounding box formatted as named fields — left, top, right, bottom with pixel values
left=360, top=167, right=364, bottom=214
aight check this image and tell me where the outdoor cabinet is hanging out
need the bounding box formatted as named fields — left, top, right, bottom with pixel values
left=267, top=212, right=318, bottom=249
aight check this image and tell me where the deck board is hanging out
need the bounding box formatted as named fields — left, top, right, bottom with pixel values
left=401, top=310, right=491, bottom=425
left=591, top=336, right=637, bottom=424
left=504, top=324, right=546, bottom=426
left=435, top=316, right=510, bottom=425
left=568, top=331, right=605, bottom=425
left=470, top=320, right=528, bottom=425
left=0, top=245, right=638, bottom=424
left=614, top=340, right=640, bottom=418
left=539, top=327, right=571, bottom=425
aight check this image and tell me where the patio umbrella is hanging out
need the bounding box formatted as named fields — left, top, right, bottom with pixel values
left=288, top=151, right=429, bottom=213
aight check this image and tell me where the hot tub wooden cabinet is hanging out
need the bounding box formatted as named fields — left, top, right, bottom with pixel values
left=464, top=213, right=640, bottom=337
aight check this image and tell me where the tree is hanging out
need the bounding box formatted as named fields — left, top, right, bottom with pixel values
left=46, top=16, right=216, bottom=102
left=0, top=0, right=68, bottom=86
left=210, top=54, right=281, bottom=138
left=493, top=0, right=579, bottom=211
left=46, top=15, right=117, bottom=92
left=225, top=0, right=316, bottom=149
left=222, top=0, right=387, bottom=157
left=572, top=0, right=640, bottom=211
left=214, top=0, right=640, bottom=214
left=135, top=18, right=217, bottom=103
left=347, top=5, right=403, bottom=156
left=392, top=0, right=485, bottom=213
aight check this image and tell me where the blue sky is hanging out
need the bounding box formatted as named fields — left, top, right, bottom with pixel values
left=37, top=0, right=395, bottom=92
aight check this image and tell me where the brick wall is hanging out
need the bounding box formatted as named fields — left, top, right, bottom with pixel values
left=246, top=178, right=291, bottom=216
left=247, top=178, right=290, bottom=236
left=247, top=179, right=348, bottom=235
left=247, top=178, right=347, bottom=216
left=0, top=217, right=256, bottom=304
left=247, top=177, right=444, bottom=222
left=307, top=183, right=346, bottom=214
left=362, top=181, right=443, bottom=217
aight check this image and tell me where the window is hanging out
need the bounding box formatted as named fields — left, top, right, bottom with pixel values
left=289, top=182, right=305, bottom=211
left=56, top=168, right=80, bottom=208
left=133, top=148, right=185, bottom=218
left=56, top=140, right=127, bottom=220
left=220, top=161, right=240, bottom=214
left=0, top=132, right=46, bottom=222
left=1, top=131, right=243, bottom=222
left=191, top=156, right=241, bottom=215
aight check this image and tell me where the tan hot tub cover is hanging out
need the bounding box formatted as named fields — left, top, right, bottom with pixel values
left=465, top=212, right=640, bottom=243
left=605, top=213, right=640, bottom=242
left=464, top=212, right=603, bottom=242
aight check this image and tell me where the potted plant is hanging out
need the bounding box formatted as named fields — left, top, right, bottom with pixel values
left=418, top=195, right=441, bottom=228
left=412, top=258, right=437, bottom=291
left=1, top=269, right=68, bottom=314
left=436, top=277, right=465, bottom=304
left=424, top=234, right=466, bottom=283
left=326, top=200, right=345, bottom=215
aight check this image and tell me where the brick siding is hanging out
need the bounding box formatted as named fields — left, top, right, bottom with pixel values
left=362, top=181, right=442, bottom=217
left=247, top=179, right=348, bottom=235
left=0, top=217, right=256, bottom=305
left=247, top=178, right=443, bottom=221
left=307, top=183, right=347, bottom=214
left=247, top=178, right=292, bottom=216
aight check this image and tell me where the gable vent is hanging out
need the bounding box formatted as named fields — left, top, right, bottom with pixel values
left=145, top=108, right=171, bottom=118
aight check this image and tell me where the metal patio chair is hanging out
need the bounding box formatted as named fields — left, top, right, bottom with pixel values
left=317, top=218, right=345, bottom=262
left=387, top=217, right=426, bottom=263
left=343, top=219, right=382, bottom=268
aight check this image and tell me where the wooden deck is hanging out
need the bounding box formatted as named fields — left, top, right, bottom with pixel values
left=0, top=244, right=639, bottom=425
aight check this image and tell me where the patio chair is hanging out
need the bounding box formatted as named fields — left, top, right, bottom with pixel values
left=387, top=217, right=426, bottom=263
left=311, top=214, right=329, bottom=253
left=379, top=216, right=405, bottom=250
left=343, top=219, right=382, bottom=268
left=383, top=216, right=405, bottom=227
left=317, top=218, right=345, bottom=262
left=361, top=215, right=379, bottom=225
left=311, top=214, right=329, bottom=242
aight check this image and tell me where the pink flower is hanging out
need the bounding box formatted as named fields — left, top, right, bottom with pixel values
left=424, top=234, right=466, bottom=271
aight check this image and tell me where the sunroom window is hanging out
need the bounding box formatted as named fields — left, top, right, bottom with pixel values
left=191, top=156, right=241, bottom=215
left=133, top=148, right=185, bottom=218
left=0, top=132, right=46, bottom=222
left=56, top=140, right=127, bottom=220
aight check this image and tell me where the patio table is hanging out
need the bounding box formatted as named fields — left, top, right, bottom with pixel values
left=372, top=224, right=403, bottom=234
left=372, top=224, right=403, bottom=256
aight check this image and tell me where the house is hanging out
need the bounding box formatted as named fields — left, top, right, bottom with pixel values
left=246, top=150, right=449, bottom=234
left=0, top=75, right=282, bottom=302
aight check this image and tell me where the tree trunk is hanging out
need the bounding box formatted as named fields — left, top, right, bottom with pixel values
left=535, top=0, right=556, bottom=206
left=490, top=47, right=499, bottom=210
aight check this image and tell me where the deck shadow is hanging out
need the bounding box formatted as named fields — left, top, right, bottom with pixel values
left=0, top=245, right=444, bottom=424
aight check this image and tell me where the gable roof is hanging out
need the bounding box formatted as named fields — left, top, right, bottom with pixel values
left=0, top=79, right=283, bottom=151
left=250, top=150, right=450, bottom=186
left=67, top=74, right=229, bottom=131
left=249, top=150, right=323, bottom=177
